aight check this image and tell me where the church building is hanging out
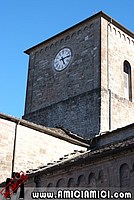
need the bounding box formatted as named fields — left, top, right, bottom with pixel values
left=22, top=11, right=134, bottom=190
left=0, top=11, right=134, bottom=197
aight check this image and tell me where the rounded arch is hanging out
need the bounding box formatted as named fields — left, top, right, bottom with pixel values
left=124, top=60, right=131, bottom=72
left=84, top=26, right=88, bottom=32
left=56, top=178, right=65, bottom=188
left=65, top=35, right=70, bottom=41
left=89, top=23, right=94, bottom=29
left=88, top=173, right=96, bottom=187
left=71, top=32, right=76, bottom=39
left=45, top=46, right=49, bottom=51
left=50, top=43, right=54, bottom=49
left=108, top=24, right=112, bottom=32
left=122, top=34, right=126, bottom=41
left=77, top=29, right=82, bottom=35
left=127, top=37, right=130, bottom=44
left=60, top=38, right=64, bottom=44
left=120, top=163, right=130, bottom=187
left=77, top=174, right=86, bottom=187
left=47, top=183, right=53, bottom=188
left=118, top=31, right=121, bottom=38
left=123, top=60, right=132, bottom=101
left=67, top=178, right=75, bottom=187
left=113, top=27, right=116, bottom=35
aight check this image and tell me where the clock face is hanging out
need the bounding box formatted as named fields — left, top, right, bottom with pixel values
left=54, top=48, right=72, bottom=71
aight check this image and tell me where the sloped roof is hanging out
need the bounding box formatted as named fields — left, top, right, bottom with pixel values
left=27, top=136, right=134, bottom=177
left=0, top=112, right=89, bottom=147
left=0, top=137, right=133, bottom=187
left=0, top=112, right=134, bottom=186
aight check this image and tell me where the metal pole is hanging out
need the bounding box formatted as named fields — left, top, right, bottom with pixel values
left=11, top=121, right=20, bottom=178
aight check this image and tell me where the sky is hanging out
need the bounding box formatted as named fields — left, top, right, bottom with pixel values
left=0, top=0, right=134, bottom=118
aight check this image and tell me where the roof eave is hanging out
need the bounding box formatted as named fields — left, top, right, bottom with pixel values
left=24, top=11, right=134, bottom=55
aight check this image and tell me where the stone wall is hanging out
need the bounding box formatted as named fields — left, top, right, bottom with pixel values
left=100, top=17, right=134, bottom=132
left=0, top=117, right=86, bottom=183
left=24, top=89, right=100, bottom=138
left=23, top=17, right=101, bottom=139
left=23, top=13, right=134, bottom=138
left=0, top=119, right=15, bottom=184
left=26, top=139, right=134, bottom=189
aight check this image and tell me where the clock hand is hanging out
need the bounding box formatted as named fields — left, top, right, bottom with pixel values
left=63, top=55, right=71, bottom=59
left=60, top=57, right=65, bottom=64
left=60, top=55, right=71, bottom=62
left=62, top=59, right=65, bottom=64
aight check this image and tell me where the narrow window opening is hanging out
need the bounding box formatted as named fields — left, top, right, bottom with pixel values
left=123, top=61, right=132, bottom=101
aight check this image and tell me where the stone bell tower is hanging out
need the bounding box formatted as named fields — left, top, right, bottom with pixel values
left=23, top=12, right=134, bottom=138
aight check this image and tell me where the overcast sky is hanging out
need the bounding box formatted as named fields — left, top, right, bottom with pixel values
left=0, top=0, right=134, bottom=118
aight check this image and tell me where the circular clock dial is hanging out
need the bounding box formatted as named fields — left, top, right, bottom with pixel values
left=54, top=48, right=72, bottom=71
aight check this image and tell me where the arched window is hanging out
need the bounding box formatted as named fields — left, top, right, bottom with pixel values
left=88, top=173, right=96, bottom=187
left=56, top=178, right=65, bottom=188
left=68, top=178, right=75, bottom=187
left=120, top=163, right=130, bottom=187
left=77, top=175, right=86, bottom=187
left=123, top=61, right=132, bottom=101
